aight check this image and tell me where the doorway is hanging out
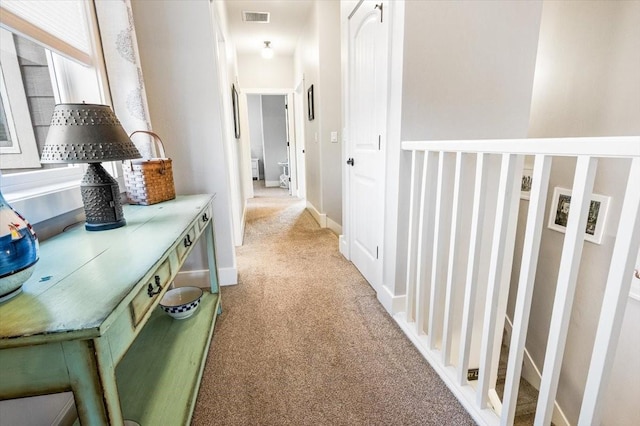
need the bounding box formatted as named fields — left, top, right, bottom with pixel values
left=245, top=91, right=303, bottom=199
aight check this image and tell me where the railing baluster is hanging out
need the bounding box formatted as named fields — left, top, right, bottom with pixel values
left=405, top=150, right=423, bottom=323
left=535, top=156, right=598, bottom=426
left=457, top=153, right=490, bottom=385
left=477, top=153, right=523, bottom=409
left=442, top=152, right=469, bottom=365
left=501, top=155, right=552, bottom=426
left=578, top=157, right=640, bottom=425
left=428, top=152, right=455, bottom=350
left=415, top=151, right=439, bottom=335
left=396, top=138, right=638, bottom=426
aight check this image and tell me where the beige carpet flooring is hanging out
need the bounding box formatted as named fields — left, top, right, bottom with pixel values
left=192, top=183, right=476, bottom=425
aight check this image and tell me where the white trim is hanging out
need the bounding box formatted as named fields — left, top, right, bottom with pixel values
left=394, top=312, right=501, bottom=426
left=402, top=136, right=640, bottom=158
left=0, top=28, right=41, bottom=169
left=265, top=180, right=280, bottom=187
left=306, top=200, right=327, bottom=228
left=503, top=317, right=571, bottom=426
left=217, top=266, right=238, bottom=286
left=51, top=393, right=77, bottom=426
left=243, top=88, right=293, bottom=95
left=237, top=201, right=247, bottom=247
left=176, top=267, right=238, bottom=288
left=327, top=216, right=342, bottom=235
left=339, top=234, right=349, bottom=259
left=1, top=167, right=84, bottom=224
left=377, top=285, right=405, bottom=315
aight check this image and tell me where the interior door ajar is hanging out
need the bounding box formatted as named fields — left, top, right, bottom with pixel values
left=347, top=1, right=388, bottom=290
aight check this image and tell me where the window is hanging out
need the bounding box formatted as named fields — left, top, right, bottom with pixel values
left=0, top=29, right=58, bottom=172
left=0, top=0, right=112, bottom=224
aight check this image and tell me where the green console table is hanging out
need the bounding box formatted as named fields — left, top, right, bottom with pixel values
left=0, top=194, right=221, bottom=425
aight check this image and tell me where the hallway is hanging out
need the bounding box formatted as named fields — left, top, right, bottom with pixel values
left=191, top=189, right=474, bottom=425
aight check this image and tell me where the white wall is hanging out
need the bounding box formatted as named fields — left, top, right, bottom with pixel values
left=212, top=0, right=248, bottom=248
left=316, top=0, right=342, bottom=226
left=238, top=54, right=294, bottom=90
left=294, top=1, right=342, bottom=228
left=295, top=4, right=321, bottom=213
left=510, top=2, right=640, bottom=424
left=261, top=95, right=288, bottom=184
left=400, top=1, right=542, bottom=141
left=395, top=0, right=543, bottom=298
left=130, top=0, right=237, bottom=285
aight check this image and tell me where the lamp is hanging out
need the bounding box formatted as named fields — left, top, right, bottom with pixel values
left=40, top=103, right=141, bottom=231
left=261, top=41, right=274, bottom=59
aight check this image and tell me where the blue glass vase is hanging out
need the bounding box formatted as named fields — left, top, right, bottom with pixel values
left=0, top=189, right=39, bottom=303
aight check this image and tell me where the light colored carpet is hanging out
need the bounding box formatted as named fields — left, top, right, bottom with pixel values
left=192, top=183, right=476, bottom=425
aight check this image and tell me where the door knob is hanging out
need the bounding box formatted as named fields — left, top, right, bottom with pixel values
left=346, top=158, right=354, bottom=166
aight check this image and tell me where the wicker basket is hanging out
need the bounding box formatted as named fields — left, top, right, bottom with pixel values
left=123, top=131, right=176, bottom=206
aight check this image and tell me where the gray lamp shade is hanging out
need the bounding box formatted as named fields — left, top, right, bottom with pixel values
left=40, top=103, right=141, bottom=163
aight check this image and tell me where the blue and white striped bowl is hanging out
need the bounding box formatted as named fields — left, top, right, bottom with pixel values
left=159, top=286, right=203, bottom=319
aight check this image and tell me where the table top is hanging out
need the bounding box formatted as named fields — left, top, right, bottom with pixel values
left=0, top=194, right=214, bottom=346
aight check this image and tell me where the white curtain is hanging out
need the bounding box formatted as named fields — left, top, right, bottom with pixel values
left=94, top=0, right=154, bottom=159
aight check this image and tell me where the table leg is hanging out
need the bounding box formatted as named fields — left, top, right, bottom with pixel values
left=62, top=340, right=123, bottom=426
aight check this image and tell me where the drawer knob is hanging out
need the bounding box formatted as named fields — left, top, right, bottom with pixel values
left=202, top=213, right=209, bottom=222
left=147, top=276, right=162, bottom=297
left=184, top=234, right=193, bottom=247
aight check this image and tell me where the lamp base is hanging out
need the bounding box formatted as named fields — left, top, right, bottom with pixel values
left=81, top=163, right=127, bottom=232
left=85, top=219, right=126, bottom=232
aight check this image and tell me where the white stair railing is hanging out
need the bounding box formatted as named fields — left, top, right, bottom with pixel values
left=396, top=136, right=640, bottom=426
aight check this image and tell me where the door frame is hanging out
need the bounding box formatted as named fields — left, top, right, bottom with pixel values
left=242, top=88, right=303, bottom=199
left=342, top=0, right=406, bottom=313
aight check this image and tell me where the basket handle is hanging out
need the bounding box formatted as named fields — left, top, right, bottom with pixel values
left=129, top=130, right=167, bottom=158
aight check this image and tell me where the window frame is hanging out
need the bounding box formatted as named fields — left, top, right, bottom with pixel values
left=0, top=1, right=122, bottom=225
left=0, top=28, right=41, bottom=168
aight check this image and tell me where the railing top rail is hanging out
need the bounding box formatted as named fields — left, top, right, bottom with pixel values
left=401, top=136, right=640, bottom=158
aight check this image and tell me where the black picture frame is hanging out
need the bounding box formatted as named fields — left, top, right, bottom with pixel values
left=232, top=84, right=240, bottom=139
left=307, top=84, right=314, bottom=121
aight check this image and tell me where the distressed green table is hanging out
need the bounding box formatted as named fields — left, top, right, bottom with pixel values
left=0, top=194, right=221, bottom=425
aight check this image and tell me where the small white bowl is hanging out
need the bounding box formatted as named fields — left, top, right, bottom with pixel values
left=159, top=286, right=203, bottom=319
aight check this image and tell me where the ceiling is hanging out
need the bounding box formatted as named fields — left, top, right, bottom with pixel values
left=223, top=0, right=315, bottom=56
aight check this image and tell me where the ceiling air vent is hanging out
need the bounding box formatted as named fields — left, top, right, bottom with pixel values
left=242, top=11, right=270, bottom=23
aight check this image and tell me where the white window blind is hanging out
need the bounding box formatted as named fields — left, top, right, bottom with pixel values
left=0, top=0, right=92, bottom=65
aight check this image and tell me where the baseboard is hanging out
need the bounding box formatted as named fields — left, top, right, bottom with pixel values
left=503, top=317, right=570, bottom=426
left=377, top=285, right=406, bottom=315
left=238, top=202, right=247, bottom=246
left=53, top=393, right=77, bottom=426
left=339, top=235, right=349, bottom=260
left=176, top=267, right=238, bottom=288
left=327, top=217, right=342, bottom=235
left=306, top=201, right=327, bottom=228
left=394, top=313, right=502, bottom=426
left=265, top=180, right=280, bottom=187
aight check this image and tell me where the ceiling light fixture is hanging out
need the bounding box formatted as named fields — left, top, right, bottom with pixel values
left=261, top=41, right=274, bottom=59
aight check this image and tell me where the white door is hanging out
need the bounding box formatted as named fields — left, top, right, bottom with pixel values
left=347, top=1, right=388, bottom=289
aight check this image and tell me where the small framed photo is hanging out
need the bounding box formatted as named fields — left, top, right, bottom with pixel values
left=547, top=187, right=610, bottom=245
left=307, top=84, right=314, bottom=121
left=521, top=167, right=533, bottom=200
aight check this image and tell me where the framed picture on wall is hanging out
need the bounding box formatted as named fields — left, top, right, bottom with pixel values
left=232, top=84, right=240, bottom=139
left=307, top=84, right=314, bottom=121
left=547, top=187, right=610, bottom=245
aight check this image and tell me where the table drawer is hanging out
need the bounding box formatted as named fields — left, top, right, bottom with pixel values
left=130, top=258, right=172, bottom=326
left=197, top=205, right=213, bottom=233
left=176, top=225, right=198, bottom=262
